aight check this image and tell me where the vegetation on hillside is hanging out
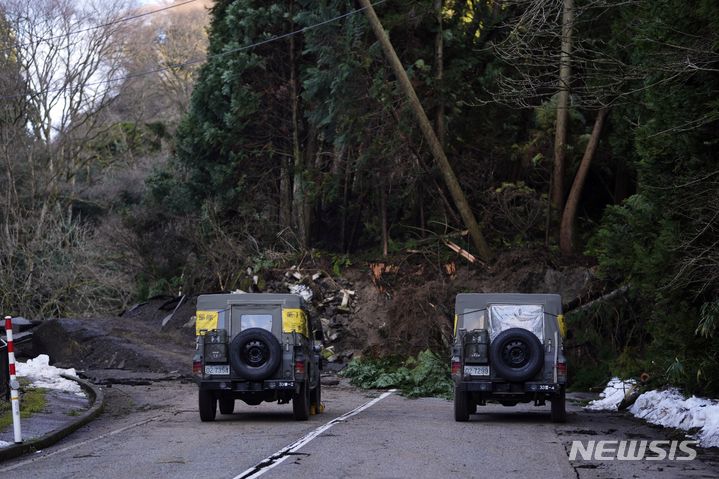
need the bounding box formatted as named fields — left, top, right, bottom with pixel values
left=0, top=0, right=717, bottom=395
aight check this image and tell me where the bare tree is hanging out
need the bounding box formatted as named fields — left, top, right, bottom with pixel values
left=4, top=0, right=135, bottom=203
left=0, top=0, right=139, bottom=317
left=117, top=0, right=209, bottom=126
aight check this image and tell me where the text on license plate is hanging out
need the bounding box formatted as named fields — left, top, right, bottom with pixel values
left=464, top=365, right=490, bottom=376
left=205, top=365, right=230, bottom=375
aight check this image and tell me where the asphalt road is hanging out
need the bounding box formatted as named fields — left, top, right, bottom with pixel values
left=1, top=380, right=718, bottom=479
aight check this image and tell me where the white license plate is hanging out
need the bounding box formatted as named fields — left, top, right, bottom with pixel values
left=464, top=365, right=490, bottom=376
left=205, top=365, right=230, bottom=375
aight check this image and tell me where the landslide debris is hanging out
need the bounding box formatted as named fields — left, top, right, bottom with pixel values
left=25, top=247, right=600, bottom=381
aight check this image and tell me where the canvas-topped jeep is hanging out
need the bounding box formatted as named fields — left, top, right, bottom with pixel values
left=452, top=293, right=567, bottom=422
left=192, top=293, right=323, bottom=421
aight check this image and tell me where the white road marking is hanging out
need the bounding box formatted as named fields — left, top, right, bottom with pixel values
left=0, top=415, right=163, bottom=473
left=234, top=389, right=396, bottom=479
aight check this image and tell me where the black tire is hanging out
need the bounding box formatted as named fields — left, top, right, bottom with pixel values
left=454, top=386, right=470, bottom=422
left=310, top=380, right=322, bottom=414
left=219, top=397, right=234, bottom=415
left=293, top=381, right=310, bottom=421
left=551, top=386, right=567, bottom=423
left=229, top=328, right=282, bottom=381
left=489, top=328, right=544, bottom=382
left=199, top=389, right=217, bottom=422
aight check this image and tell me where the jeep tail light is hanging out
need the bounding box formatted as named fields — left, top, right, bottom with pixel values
left=556, top=362, right=567, bottom=383
left=451, top=358, right=461, bottom=378
left=295, top=360, right=305, bottom=376
left=193, top=360, right=202, bottom=376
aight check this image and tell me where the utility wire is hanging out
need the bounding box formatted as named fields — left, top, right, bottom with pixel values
left=3, top=0, right=200, bottom=54
left=1, top=0, right=387, bottom=101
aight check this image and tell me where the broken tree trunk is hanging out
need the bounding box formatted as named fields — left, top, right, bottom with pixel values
left=359, top=0, right=493, bottom=263
left=559, top=107, right=609, bottom=255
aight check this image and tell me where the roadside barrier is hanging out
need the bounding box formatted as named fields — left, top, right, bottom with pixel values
left=0, top=338, right=7, bottom=400
left=4, top=316, right=22, bottom=444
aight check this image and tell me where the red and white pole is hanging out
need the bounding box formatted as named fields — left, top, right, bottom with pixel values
left=5, top=316, right=22, bottom=443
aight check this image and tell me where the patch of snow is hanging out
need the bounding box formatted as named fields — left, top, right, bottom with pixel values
left=289, top=284, right=313, bottom=302
left=0, top=440, right=11, bottom=447
left=629, top=389, right=719, bottom=448
left=584, top=377, right=636, bottom=411
left=15, top=354, right=85, bottom=397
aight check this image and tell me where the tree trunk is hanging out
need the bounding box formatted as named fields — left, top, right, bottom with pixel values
left=279, top=154, right=292, bottom=228
left=551, top=0, right=574, bottom=213
left=380, top=181, right=388, bottom=257
left=434, top=0, right=445, bottom=147
left=289, top=10, right=309, bottom=248
left=359, top=0, right=492, bottom=262
left=559, top=108, right=609, bottom=255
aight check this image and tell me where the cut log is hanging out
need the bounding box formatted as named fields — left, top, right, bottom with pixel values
left=444, top=240, right=477, bottom=263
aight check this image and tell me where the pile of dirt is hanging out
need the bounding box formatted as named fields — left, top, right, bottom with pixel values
left=26, top=246, right=602, bottom=378
left=31, top=310, right=195, bottom=377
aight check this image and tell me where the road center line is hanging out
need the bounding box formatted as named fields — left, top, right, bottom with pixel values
left=0, top=415, right=163, bottom=473
left=233, top=389, right=396, bottom=479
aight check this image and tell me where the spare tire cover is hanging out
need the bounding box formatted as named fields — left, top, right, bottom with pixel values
left=229, top=328, right=282, bottom=381
left=489, top=327, right=544, bottom=382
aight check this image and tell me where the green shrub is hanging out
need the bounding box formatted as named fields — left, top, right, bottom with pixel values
left=342, top=349, right=453, bottom=399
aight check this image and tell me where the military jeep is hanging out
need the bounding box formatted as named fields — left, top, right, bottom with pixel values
left=452, top=293, right=567, bottom=422
left=192, top=293, right=323, bottom=421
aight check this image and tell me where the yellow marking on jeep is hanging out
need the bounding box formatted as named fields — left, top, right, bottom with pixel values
left=282, top=308, right=308, bottom=337
left=196, top=310, right=219, bottom=335
left=453, top=314, right=458, bottom=335
left=557, top=314, right=567, bottom=338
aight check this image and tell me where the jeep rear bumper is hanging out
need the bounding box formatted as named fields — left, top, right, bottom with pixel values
left=456, top=381, right=564, bottom=394
left=198, top=379, right=299, bottom=392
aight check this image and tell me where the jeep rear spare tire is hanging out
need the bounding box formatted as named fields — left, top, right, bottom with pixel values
left=489, top=328, right=543, bottom=382
left=229, top=328, right=282, bottom=381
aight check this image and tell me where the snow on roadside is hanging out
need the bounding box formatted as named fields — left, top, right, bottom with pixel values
left=585, top=378, right=719, bottom=448
left=630, top=389, right=719, bottom=448
left=0, top=440, right=11, bottom=447
left=584, top=377, right=636, bottom=411
left=15, top=354, right=85, bottom=397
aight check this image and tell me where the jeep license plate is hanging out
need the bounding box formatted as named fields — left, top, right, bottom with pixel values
left=464, top=365, right=490, bottom=376
left=205, top=365, right=230, bottom=375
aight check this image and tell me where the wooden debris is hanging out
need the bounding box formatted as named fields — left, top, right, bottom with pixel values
left=444, top=262, right=457, bottom=277
left=444, top=240, right=477, bottom=263
left=338, top=289, right=355, bottom=311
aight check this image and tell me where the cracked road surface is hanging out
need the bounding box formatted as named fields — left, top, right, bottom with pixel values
left=1, top=381, right=717, bottom=479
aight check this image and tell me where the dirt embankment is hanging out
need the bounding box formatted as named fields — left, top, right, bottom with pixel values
left=25, top=247, right=600, bottom=381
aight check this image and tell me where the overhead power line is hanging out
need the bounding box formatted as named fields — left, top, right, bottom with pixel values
left=0, top=0, right=387, bottom=101
left=3, top=0, right=200, bottom=54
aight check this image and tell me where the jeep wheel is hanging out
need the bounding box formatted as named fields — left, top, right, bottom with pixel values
left=293, top=381, right=310, bottom=421
left=310, top=381, right=322, bottom=415
left=489, top=328, right=544, bottom=382
left=199, top=389, right=217, bottom=422
left=551, top=386, right=567, bottom=423
left=454, top=387, right=470, bottom=422
left=219, top=397, right=234, bottom=415
left=229, top=328, right=282, bottom=381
